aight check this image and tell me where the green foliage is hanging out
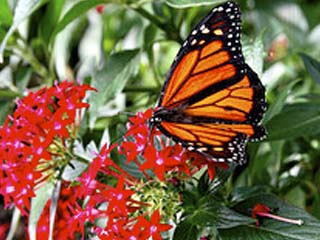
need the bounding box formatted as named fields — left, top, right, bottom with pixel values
left=220, top=191, right=320, bottom=240
left=266, top=103, right=320, bottom=140
left=1, top=0, right=320, bottom=239
left=29, top=182, right=55, bottom=239
left=89, top=49, right=140, bottom=127
left=166, top=0, right=225, bottom=8
left=50, top=0, right=106, bottom=45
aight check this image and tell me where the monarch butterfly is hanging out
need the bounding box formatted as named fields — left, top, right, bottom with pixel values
left=149, top=1, right=266, bottom=164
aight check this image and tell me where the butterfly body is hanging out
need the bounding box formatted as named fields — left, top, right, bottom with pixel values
left=150, top=1, right=266, bottom=164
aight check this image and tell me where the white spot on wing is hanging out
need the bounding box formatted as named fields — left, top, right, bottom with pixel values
left=202, top=28, right=210, bottom=34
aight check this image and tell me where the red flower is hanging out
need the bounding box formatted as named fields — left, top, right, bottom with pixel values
left=189, top=152, right=229, bottom=180
left=0, top=223, right=10, bottom=240
left=102, top=176, right=135, bottom=215
left=96, top=5, right=104, bottom=14
left=252, top=203, right=303, bottom=226
left=137, top=210, right=172, bottom=240
left=36, top=183, right=84, bottom=239
left=140, top=144, right=184, bottom=181
left=0, top=81, right=93, bottom=215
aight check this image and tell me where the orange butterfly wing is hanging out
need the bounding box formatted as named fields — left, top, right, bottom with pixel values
left=151, top=1, right=266, bottom=164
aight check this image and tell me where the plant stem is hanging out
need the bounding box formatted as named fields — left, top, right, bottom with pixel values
left=9, top=38, right=55, bottom=85
left=132, top=7, right=183, bottom=43
left=124, top=86, right=159, bottom=93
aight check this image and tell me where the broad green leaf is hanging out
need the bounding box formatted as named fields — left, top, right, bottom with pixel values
left=49, top=181, right=61, bottom=240
left=286, top=186, right=306, bottom=209
left=230, top=187, right=268, bottom=206
left=15, top=67, right=32, bottom=93
left=0, top=0, right=47, bottom=63
left=51, top=0, right=105, bottom=44
left=143, top=24, right=158, bottom=64
left=266, top=103, right=320, bottom=141
left=6, top=207, right=21, bottom=240
left=165, top=0, right=225, bottom=8
left=0, top=0, right=13, bottom=26
left=0, top=27, right=6, bottom=42
left=300, top=53, right=320, bottom=84
left=77, top=6, right=104, bottom=80
left=173, top=220, right=199, bottom=240
left=220, top=192, right=320, bottom=240
left=0, top=89, right=21, bottom=99
left=39, top=0, right=66, bottom=44
left=312, top=194, right=320, bottom=219
left=186, top=204, right=253, bottom=227
left=89, top=49, right=140, bottom=128
left=178, top=193, right=255, bottom=237
left=216, top=206, right=256, bottom=229
left=62, top=140, right=96, bottom=181
left=263, top=80, right=298, bottom=123
left=0, top=101, right=13, bottom=124
left=62, top=159, right=88, bottom=181
left=174, top=204, right=254, bottom=239
left=29, top=182, right=54, bottom=240
left=242, top=33, right=265, bottom=77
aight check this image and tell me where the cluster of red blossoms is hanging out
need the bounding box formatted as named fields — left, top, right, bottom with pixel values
left=0, top=80, right=230, bottom=239
left=120, top=109, right=229, bottom=181
left=35, top=145, right=171, bottom=239
left=0, top=81, right=174, bottom=239
left=0, top=81, right=94, bottom=215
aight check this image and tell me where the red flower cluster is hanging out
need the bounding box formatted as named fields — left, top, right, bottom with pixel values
left=0, top=81, right=94, bottom=215
left=119, top=109, right=229, bottom=181
left=35, top=143, right=171, bottom=239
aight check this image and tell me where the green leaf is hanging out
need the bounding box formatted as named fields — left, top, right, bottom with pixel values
left=15, top=67, right=33, bottom=93
left=89, top=49, right=140, bottom=128
left=242, top=33, right=265, bottom=77
left=165, top=0, right=225, bottom=8
left=143, top=24, right=158, bottom=64
left=300, top=53, right=320, bottom=84
left=173, top=220, right=199, bottom=240
left=29, top=182, right=54, bottom=240
left=266, top=103, right=320, bottom=141
left=49, top=181, right=61, bottom=240
left=0, top=0, right=13, bottom=26
left=0, top=89, right=21, bottom=99
left=39, top=0, right=66, bottom=44
left=216, top=206, right=256, bottom=229
left=230, top=187, right=268, bottom=206
left=286, top=186, right=306, bottom=209
left=0, top=100, right=13, bottom=124
left=0, top=0, right=47, bottom=63
left=263, top=80, right=298, bottom=123
left=0, top=27, right=6, bottom=42
left=51, top=0, right=105, bottom=44
left=177, top=192, right=255, bottom=237
left=220, top=192, right=320, bottom=240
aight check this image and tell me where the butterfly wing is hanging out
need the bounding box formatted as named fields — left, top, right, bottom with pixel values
left=152, top=1, right=266, bottom=163
left=158, top=122, right=254, bottom=163
left=159, top=2, right=242, bottom=105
